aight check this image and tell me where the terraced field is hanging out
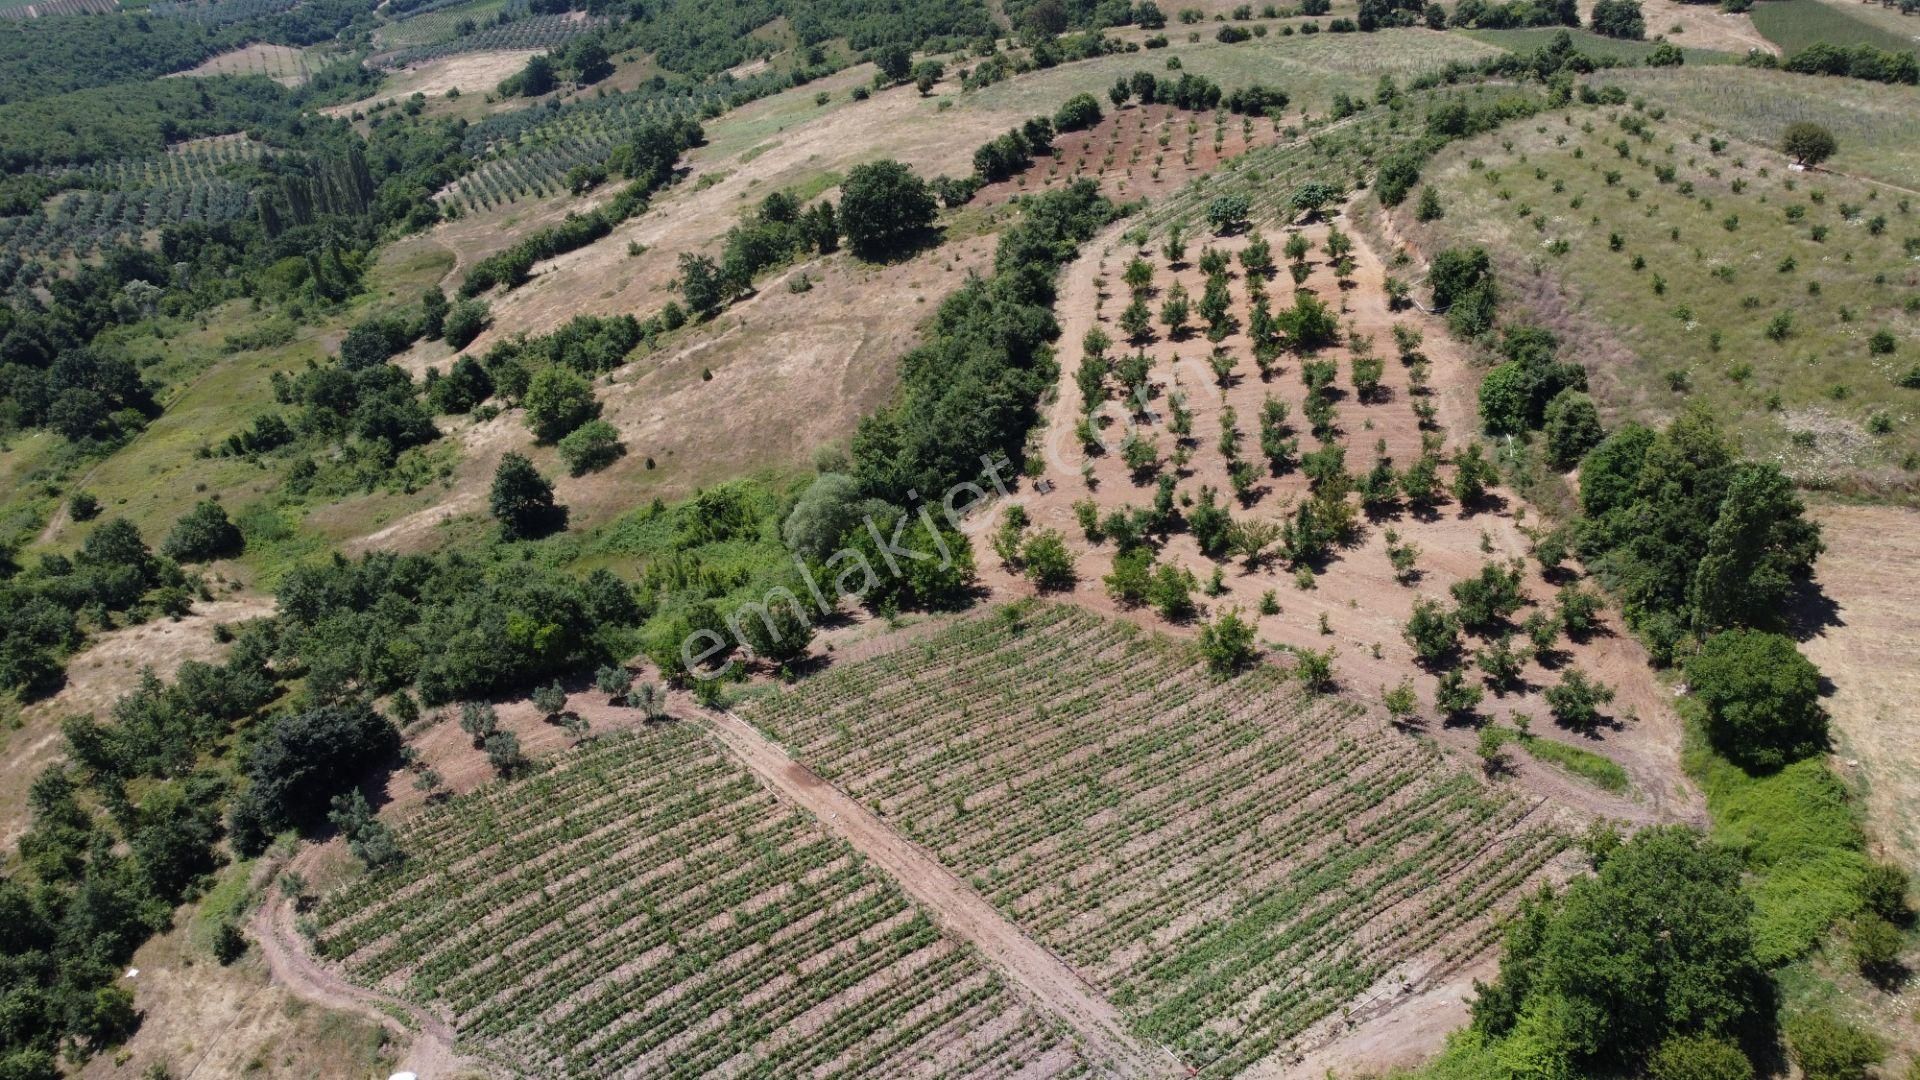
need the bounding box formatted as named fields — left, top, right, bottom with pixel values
left=747, top=603, right=1572, bottom=1075
left=310, top=724, right=1099, bottom=1078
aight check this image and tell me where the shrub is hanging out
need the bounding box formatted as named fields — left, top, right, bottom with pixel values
left=557, top=419, right=625, bottom=476
left=1022, top=529, right=1077, bottom=590
left=1783, top=1011, right=1883, bottom=1080
left=1686, top=629, right=1827, bottom=772
left=1648, top=1033, right=1753, bottom=1080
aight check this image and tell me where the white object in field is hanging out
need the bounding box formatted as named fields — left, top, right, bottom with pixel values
left=124, top=968, right=138, bottom=979
left=389, top=1073, right=419, bottom=1080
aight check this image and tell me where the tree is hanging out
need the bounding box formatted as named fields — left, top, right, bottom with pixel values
left=1053, top=92, right=1103, bottom=132
left=1289, top=181, right=1343, bottom=221
left=1415, top=185, right=1444, bottom=222
left=1200, top=608, right=1257, bottom=675
left=490, top=452, right=563, bottom=540
left=1545, top=668, right=1614, bottom=730
left=1206, top=193, right=1251, bottom=235
left=557, top=419, right=624, bottom=476
left=458, top=701, right=499, bottom=746
left=730, top=581, right=815, bottom=664
left=569, top=39, right=612, bottom=84
left=517, top=53, right=557, bottom=97
left=1403, top=597, right=1460, bottom=664
left=484, top=730, right=524, bottom=776
left=678, top=253, right=729, bottom=316
left=161, top=500, right=242, bottom=563
left=595, top=664, right=633, bottom=699
left=839, top=160, right=937, bottom=260
left=1686, top=629, right=1827, bottom=771
left=1589, top=0, right=1645, bottom=37
left=1022, top=530, right=1077, bottom=590
left=228, top=701, right=399, bottom=853
left=328, top=790, right=402, bottom=870
left=873, top=43, right=913, bottom=84
left=443, top=298, right=490, bottom=349
left=1435, top=667, right=1482, bottom=718
left=1471, top=827, right=1761, bottom=1071
left=1543, top=389, right=1603, bottom=469
left=1781, top=122, right=1838, bottom=168
left=1688, top=463, right=1822, bottom=632
left=532, top=681, right=567, bottom=718
left=523, top=366, right=599, bottom=443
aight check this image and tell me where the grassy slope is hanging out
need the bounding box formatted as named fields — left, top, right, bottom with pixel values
left=1407, top=105, right=1920, bottom=497
left=1750, top=0, right=1920, bottom=53
left=1592, top=65, right=1920, bottom=188
left=1466, top=25, right=1741, bottom=62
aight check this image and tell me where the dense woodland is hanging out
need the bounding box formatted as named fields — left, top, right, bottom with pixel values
left=0, top=0, right=1916, bottom=1073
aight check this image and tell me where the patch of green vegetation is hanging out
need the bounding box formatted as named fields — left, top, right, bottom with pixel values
left=1685, top=719, right=1871, bottom=965
left=1750, top=0, right=1920, bottom=57
left=1492, top=725, right=1631, bottom=791
left=1417, top=107, right=1920, bottom=491
left=1466, top=26, right=1739, bottom=64
left=1595, top=65, right=1920, bottom=187
left=961, top=30, right=1507, bottom=116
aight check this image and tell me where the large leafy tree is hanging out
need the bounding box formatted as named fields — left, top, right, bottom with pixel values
left=1473, top=826, right=1761, bottom=1073
left=1686, top=629, right=1828, bottom=771
left=838, top=160, right=937, bottom=260
left=489, top=452, right=564, bottom=541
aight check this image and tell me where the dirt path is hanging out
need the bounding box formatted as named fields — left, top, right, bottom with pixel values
left=250, top=864, right=483, bottom=1079
left=705, top=710, right=1172, bottom=1078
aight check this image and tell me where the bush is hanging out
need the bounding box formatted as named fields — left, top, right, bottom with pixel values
left=443, top=298, right=490, bottom=349
left=161, top=500, right=243, bottom=563
left=556, top=419, right=625, bottom=476
left=1545, top=668, right=1614, bottom=730
left=1053, top=92, right=1103, bottom=132
left=1199, top=608, right=1257, bottom=674
left=1589, top=0, right=1644, bottom=37
left=1784, top=1011, right=1884, bottom=1080
left=1022, top=529, right=1077, bottom=590
left=1686, top=629, right=1827, bottom=772
left=1648, top=1034, right=1754, bottom=1080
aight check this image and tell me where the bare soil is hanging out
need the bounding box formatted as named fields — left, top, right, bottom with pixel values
left=1797, top=501, right=1920, bottom=870
left=1618, top=0, right=1778, bottom=54
left=974, top=104, right=1264, bottom=208
left=977, top=213, right=1699, bottom=831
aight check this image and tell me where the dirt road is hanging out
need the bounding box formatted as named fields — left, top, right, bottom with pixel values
left=250, top=867, right=482, bottom=1079
left=707, top=710, right=1171, bottom=1078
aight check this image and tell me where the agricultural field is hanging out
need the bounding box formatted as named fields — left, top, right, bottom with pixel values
left=169, top=41, right=314, bottom=84
left=1397, top=102, right=1920, bottom=495
left=959, top=29, right=1508, bottom=121
left=1591, top=64, right=1920, bottom=188
left=309, top=723, right=1102, bottom=1077
left=746, top=603, right=1575, bottom=1074
left=1750, top=0, right=1920, bottom=54
left=380, top=10, right=603, bottom=67
left=0, top=0, right=114, bottom=16
left=1466, top=25, right=1741, bottom=63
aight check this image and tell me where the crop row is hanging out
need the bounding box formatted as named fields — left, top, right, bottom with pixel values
left=311, top=725, right=1101, bottom=1078
left=744, top=604, right=1566, bottom=1075
left=0, top=180, right=252, bottom=259
left=381, top=11, right=600, bottom=68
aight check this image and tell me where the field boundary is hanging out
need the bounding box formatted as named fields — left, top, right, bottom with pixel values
left=706, top=709, right=1174, bottom=1077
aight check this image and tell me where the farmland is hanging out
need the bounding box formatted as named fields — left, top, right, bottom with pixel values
left=1750, top=0, right=1920, bottom=55
left=1396, top=101, right=1920, bottom=494
left=747, top=603, right=1573, bottom=1074
left=309, top=723, right=1101, bottom=1077
left=1591, top=64, right=1920, bottom=188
